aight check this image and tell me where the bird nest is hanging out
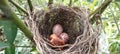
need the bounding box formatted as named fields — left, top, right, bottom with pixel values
left=25, top=5, right=101, bottom=54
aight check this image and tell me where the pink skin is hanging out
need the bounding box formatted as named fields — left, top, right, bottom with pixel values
left=52, top=24, right=63, bottom=36
left=59, top=33, right=69, bottom=43
left=50, top=34, right=65, bottom=46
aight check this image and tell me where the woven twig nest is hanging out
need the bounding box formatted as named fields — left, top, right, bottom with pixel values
left=25, top=5, right=101, bottom=54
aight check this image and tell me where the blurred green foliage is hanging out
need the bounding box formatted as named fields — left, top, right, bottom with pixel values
left=0, top=0, right=120, bottom=54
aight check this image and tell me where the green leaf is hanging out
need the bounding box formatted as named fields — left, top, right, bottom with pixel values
left=0, top=42, right=15, bottom=54
left=0, top=20, right=18, bottom=44
left=87, top=0, right=93, bottom=3
left=0, top=42, right=9, bottom=49
left=30, top=47, right=39, bottom=54
left=18, top=52, right=22, bottom=54
left=5, top=44, right=15, bottom=54
left=74, top=0, right=78, bottom=2
left=115, top=0, right=120, bottom=2
left=31, top=47, right=37, bottom=51
left=109, top=42, right=120, bottom=53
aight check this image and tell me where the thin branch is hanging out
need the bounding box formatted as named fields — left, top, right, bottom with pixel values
left=15, top=46, right=33, bottom=48
left=48, top=0, right=53, bottom=6
left=48, top=0, right=53, bottom=9
left=109, top=6, right=120, bottom=33
left=89, top=0, right=112, bottom=24
left=9, top=0, right=28, bottom=15
left=0, top=0, right=34, bottom=43
left=68, top=0, right=72, bottom=6
left=27, top=0, right=33, bottom=12
left=89, top=0, right=112, bottom=17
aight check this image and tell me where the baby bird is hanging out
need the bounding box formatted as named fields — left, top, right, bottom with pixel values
left=59, top=33, right=69, bottom=43
left=50, top=34, right=65, bottom=46
left=50, top=24, right=69, bottom=47
left=52, top=24, right=63, bottom=36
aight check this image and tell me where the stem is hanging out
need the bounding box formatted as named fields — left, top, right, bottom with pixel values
left=48, top=0, right=53, bottom=6
left=89, top=0, right=112, bottom=24
left=109, top=6, right=120, bottom=33
left=27, top=0, right=33, bottom=12
left=0, top=0, right=34, bottom=42
left=68, top=0, right=72, bottom=6
left=15, top=46, right=33, bottom=48
left=9, top=0, right=28, bottom=15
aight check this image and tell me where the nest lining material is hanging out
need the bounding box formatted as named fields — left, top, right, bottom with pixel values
left=25, top=5, right=101, bottom=54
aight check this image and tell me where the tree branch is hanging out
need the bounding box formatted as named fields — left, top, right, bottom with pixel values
left=89, top=0, right=112, bottom=24
left=27, top=0, right=33, bottom=12
left=48, top=0, right=53, bottom=6
left=15, top=46, right=33, bottom=48
left=0, top=0, right=34, bottom=42
left=9, top=0, right=28, bottom=15
left=68, top=0, right=72, bottom=6
left=109, top=6, right=120, bottom=33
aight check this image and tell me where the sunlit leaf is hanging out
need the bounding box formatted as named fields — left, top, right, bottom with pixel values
left=30, top=47, right=38, bottom=54
left=87, top=0, right=93, bottom=3
left=74, top=0, right=78, bottom=2
left=62, top=0, right=64, bottom=2
left=115, top=33, right=120, bottom=39
left=109, top=42, right=120, bottom=53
